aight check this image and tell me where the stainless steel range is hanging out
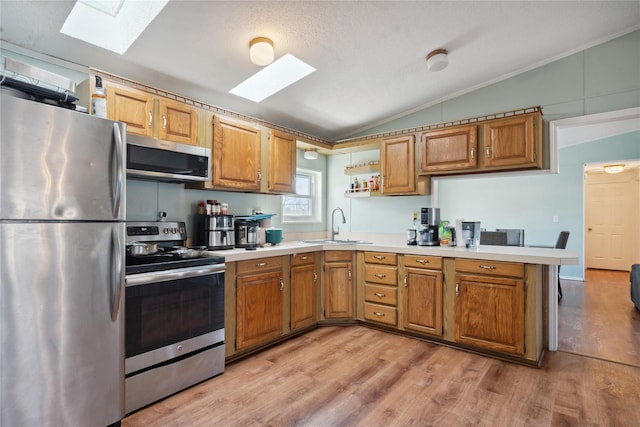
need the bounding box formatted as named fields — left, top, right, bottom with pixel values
left=124, top=221, right=225, bottom=414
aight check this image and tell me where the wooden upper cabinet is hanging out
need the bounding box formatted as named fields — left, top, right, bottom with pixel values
left=268, top=130, right=296, bottom=194
left=482, top=112, right=540, bottom=169
left=212, top=115, right=262, bottom=191
left=157, top=98, right=198, bottom=146
left=380, top=134, right=416, bottom=194
left=106, top=85, right=153, bottom=137
left=419, top=125, right=478, bottom=173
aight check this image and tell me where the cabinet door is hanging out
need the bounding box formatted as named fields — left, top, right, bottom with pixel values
left=106, top=86, right=153, bottom=137
left=324, top=261, right=353, bottom=319
left=291, top=263, right=317, bottom=330
left=212, top=116, right=261, bottom=191
left=454, top=274, right=524, bottom=354
left=403, top=268, right=443, bottom=336
left=380, top=134, right=415, bottom=194
left=236, top=270, right=283, bottom=350
left=158, top=99, right=198, bottom=145
left=268, top=130, right=296, bottom=194
left=483, top=114, right=536, bottom=168
left=419, top=125, right=477, bottom=173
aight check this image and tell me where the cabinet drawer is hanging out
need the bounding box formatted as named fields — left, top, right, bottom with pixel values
left=364, top=265, right=397, bottom=286
left=363, top=252, right=397, bottom=265
left=404, top=255, right=442, bottom=270
left=291, top=252, right=317, bottom=266
left=455, top=259, right=524, bottom=278
left=324, top=250, right=352, bottom=262
left=237, top=256, right=283, bottom=275
left=364, top=302, right=397, bottom=326
left=364, top=284, right=397, bottom=306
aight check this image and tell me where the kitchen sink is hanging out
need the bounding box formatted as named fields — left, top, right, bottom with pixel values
left=300, top=239, right=373, bottom=245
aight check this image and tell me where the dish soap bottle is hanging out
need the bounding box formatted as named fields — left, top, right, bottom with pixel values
left=91, top=76, right=107, bottom=118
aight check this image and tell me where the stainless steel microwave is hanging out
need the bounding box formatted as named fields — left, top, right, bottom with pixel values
left=126, top=134, right=210, bottom=183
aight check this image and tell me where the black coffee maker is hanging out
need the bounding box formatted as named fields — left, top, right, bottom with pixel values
left=418, top=207, right=440, bottom=246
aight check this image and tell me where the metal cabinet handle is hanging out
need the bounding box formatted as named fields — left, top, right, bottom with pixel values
left=256, top=262, right=267, bottom=267
left=373, top=255, right=385, bottom=260
left=479, top=264, right=496, bottom=270
left=348, top=270, right=352, bottom=280
left=313, top=272, right=318, bottom=283
left=416, top=259, right=429, bottom=264
left=374, top=273, right=386, bottom=278
left=456, top=282, right=459, bottom=297
left=279, top=278, right=284, bottom=291
left=373, top=311, right=385, bottom=317
left=257, top=171, right=262, bottom=182
left=404, top=275, right=408, bottom=287
left=486, top=147, right=491, bottom=158
left=162, top=114, right=167, bottom=130
left=470, top=147, right=475, bottom=159
left=374, top=292, right=386, bottom=298
left=147, top=111, right=153, bottom=127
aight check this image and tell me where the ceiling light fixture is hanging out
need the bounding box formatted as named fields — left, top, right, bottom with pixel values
left=426, top=48, right=448, bottom=72
left=250, top=37, right=275, bottom=66
left=303, top=148, right=318, bottom=160
left=604, top=164, right=625, bottom=174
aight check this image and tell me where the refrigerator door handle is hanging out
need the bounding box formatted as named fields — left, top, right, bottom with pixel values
left=111, top=227, right=124, bottom=322
left=112, top=123, right=124, bottom=219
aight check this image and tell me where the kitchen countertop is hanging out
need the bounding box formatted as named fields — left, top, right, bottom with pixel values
left=206, top=240, right=579, bottom=265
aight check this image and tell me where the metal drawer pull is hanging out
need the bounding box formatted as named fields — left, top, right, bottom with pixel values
left=416, top=259, right=429, bottom=264
left=456, top=283, right=459, bottom=297
left=279, top=278, right=284, bottom=291
left=348, top=270, right=352, bottom=280
left=373, top=255, right=386, bottom=260
left=313, top=272, right=318, bottom=282
left=373, top=311, right=385, bottom=317
left=147, top=111, right=153, bottom=127
left=404, top=275, right=408, bottom=287
left=300, top=256, right=308, bottom=260
left=374, top=292, right=386, bottom=298
left=256, top=262, right=267, bottom=267
left=479, top=264, right=496, bottom=270
left=374, top=273, right=386, bottom=278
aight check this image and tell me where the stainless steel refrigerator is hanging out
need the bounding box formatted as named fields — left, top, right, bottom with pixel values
left=1, top=93, right=126, bottom=426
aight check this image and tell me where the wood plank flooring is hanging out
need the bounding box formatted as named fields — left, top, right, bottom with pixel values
left=123, top=269, right=640, bottom=426
left=558, top=269, right=640, bottom=366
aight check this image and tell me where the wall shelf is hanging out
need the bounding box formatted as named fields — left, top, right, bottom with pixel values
left=344, top=163, right=380, bottom=175
left=344, top=190, right=381, bottom=198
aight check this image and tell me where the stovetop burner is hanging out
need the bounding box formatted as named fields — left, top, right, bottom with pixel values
left=125, top=220, right=224, bottom=275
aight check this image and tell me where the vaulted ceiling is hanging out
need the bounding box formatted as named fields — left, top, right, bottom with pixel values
left=1, top=1, right=639, bottom=141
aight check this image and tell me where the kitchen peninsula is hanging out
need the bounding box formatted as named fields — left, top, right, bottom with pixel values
left=209, top=239, right=578, bottom=367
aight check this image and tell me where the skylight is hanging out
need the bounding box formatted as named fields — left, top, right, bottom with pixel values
left=60, top=0, right=169, bottom=55
left=229, top=54, right=316, bottom=103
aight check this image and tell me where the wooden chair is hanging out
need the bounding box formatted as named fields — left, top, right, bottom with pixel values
left=556, top=231, right=570, bottom=300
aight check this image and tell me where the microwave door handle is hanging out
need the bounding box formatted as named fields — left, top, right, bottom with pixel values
left=111, top=226, right=124, bottom=322
left=112, top=123, right=124, bottom=219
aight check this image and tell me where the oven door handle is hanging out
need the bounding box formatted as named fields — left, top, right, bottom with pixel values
left=125, top=264, right=226, bottom=287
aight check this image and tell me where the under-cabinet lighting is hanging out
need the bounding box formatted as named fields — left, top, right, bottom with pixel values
left=230, top=54, right=315, bottom=103
left=604, top=164, right=625, bottom=174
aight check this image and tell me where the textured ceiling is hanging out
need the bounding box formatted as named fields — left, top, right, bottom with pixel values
left=1, top=1, right=639, bottom=141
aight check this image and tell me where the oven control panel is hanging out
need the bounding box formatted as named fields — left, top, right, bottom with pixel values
left=126, top=221, right=187, bottom=243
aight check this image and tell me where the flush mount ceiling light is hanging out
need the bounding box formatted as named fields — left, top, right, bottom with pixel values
left=60, top=0, right=168, bottom=54
left=426, top=48, right=448, bottom=72
left=604, top=164, right=625, bottom=174
left=303, top=148, right=319, bottom=160
left=250, top=37, right=275, bottom=66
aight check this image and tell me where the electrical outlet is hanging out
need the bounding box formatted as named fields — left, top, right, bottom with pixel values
left=553, top=215, right=559, bottom=223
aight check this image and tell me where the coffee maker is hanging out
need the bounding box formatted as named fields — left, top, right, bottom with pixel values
left=418, top=207, right=440, bottom=246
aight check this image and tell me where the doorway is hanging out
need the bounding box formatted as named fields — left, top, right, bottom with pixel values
left=584, top=163, right=640, bottom=271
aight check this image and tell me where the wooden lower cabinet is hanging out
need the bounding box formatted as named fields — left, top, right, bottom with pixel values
left=454, top=259, right=525, bottom=355
left=324, top=251, right=354, bottom=319
left=362, top=251, right=398, bottom=326
left=403, top=255, right=443, bottom=336
left=290, top=253, right=318, bottom=330
left=235, top=257, right=284, bottom=350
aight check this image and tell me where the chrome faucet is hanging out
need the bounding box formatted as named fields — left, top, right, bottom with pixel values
left=330, top=207, right=346, bottom=241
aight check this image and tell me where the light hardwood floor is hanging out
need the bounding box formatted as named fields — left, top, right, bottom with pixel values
left=123, top=271, right=640, bottom=426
